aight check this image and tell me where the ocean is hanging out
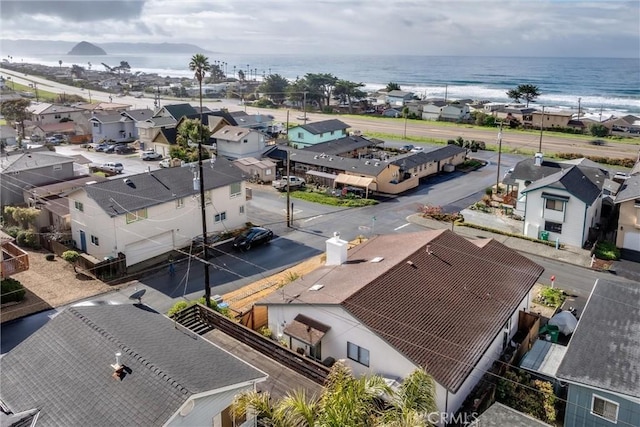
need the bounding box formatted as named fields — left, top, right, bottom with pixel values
left=18, top=53, right=640, bottom=116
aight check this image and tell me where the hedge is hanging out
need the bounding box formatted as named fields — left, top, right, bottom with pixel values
left=1, top=277, right=26, bottom=304
left=458, top=222, right=564, bottom=248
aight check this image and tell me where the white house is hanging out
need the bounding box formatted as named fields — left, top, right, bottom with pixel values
left=441, top=103, right=471, bottom=122
left=68, top=157, right=248, bottom=267
left=212, top=125, right=268, bottom=160
left=386, top=90, right=414, bottom=107
left=255, top=229, right=544, bottom=420
left=521, top=164, right=606, bottom=247
left=422, top=101, right=447, bottom=121
left=28, top=102, right=87, bottom=126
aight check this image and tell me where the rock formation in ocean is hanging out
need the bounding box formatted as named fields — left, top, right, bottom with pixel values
left=68, top=41, right=107, bottom=55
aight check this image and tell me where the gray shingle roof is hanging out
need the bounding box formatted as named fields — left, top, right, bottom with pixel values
left=0, top=304, right=266, bottom=427
left=521, top=165, right=605, bottom=204
left=122, top=109, right=154, bottom=122
left=394, top=145, right=466, bottom=168
left=299, top=119, right=349, bottom=135
left=302, top=135, right=380, bottom=155
left=89, top=112, right=126, bottom=124
left=476, top=402, right=552, bottom=426
left=83, top=157, right=244, bottom=216
left=0, top=150, right=74, bottom=173
left=258, top=230, right=543, bottom=392
left=615, top=174, right=640, bottom=203
left=556, top=279, right=640, bottom=398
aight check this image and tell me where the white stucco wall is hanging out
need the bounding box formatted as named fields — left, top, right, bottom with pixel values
left=216, top=132, right=266, bottom=160
left=69, top=182, right=247, bottom=264
left=523, top=188, right=599, bottom=247
left=264, top=293, right=531, bottom=421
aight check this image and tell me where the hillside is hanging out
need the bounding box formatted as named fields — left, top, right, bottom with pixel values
left=0, top=39, right=212, bottom=55
left=68, top=41, right=107, bottom=55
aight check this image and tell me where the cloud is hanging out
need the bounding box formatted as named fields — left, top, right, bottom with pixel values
left=0, top=0, right=638, bottom=58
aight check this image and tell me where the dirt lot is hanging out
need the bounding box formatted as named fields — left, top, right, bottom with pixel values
left=1, top=248, right=120, bottom=323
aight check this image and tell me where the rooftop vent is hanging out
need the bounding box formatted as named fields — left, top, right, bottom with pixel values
left=309, top=284, right=324, bottom=291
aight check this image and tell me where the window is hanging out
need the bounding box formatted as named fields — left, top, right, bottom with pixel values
left=91, top=235, right=99, bottom=246
left=591, top=395, right=618, bottom=423
left=347, top=342, right=370, bottom=367
left=126, top=208, right=148, bottom=224
left=243, top=139, right=248, bottom=143
left=214, top=212, right=226, bottom=222
left=176, top=198, right=184, bottom=209
left=545, top=199, right=564, bottom=211
left=74, top=201, right=84, bottom=212
left=297, top=132, right=304, bottom=139
left=544, top=221, right=563, bottom=233
left=265, top=169, right=272, bottom=176
left=239, top=205, right=245, bottom=214
left=93, top=122, right=100, bottom=128
left=230, top=182, right=242, bottom=198
left=54, top=114, right=61, bottom=119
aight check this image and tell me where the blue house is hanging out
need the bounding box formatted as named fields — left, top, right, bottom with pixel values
left=287, top=119, right=349, bottom=148
left=556, top=278, right=640, bottom=427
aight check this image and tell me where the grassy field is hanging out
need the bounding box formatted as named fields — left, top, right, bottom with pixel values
left=5, top=81, right=60, bottom=102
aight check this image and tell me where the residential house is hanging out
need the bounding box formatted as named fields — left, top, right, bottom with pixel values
left=441, top=103, right=471, bottom=122
left=233, top=157, right=277, bottom=183
left=68, top=157, right=247, bottom=267
left=212, top=125, right=267, bottom=160
left=405, top=100, right=429, bottom=117
left=303, top=135, right=384, bottom=158
left=151, top=126, right=178, bottom=156
left=136, top=116, right=177, bottom=151
left=0, top=125, right=17, bottom=147
left=75, top=101, right=131, bottom=113
left=0, top=149, right=76, bottom=208
left=30, top=121, right=85, bottom=141
left=382, top=107, right=403, bottom=118
left=493, top=106, right=536, bottom=127
left=422, top=101, right=448, bottom=121
left=531, top=109, right=573, bottom=130
left=28, top=102, right=87, bottom=127
left=556, top=278, right=640, bottom=427
left=287, top=119, right=349, bottom=149
left=614, top=173, right=640, bottom=260
left=604, top=114, right=640, bottom=134
left=386, top=90, right=414, bottom=107
left=395, top=145, right=467, bottom=180
left=0, top=303, right=267, bottom=427
left=154, top=103, right=199, bottom=122
left=229, top=111, right=274, bottom=132
left=503, top=154, right=606, bottom=216
left=89, top=112, right=135, bottom=143
left=521, top=164, right=607, bottom=247
left=255, top=229, right=544, bottom=419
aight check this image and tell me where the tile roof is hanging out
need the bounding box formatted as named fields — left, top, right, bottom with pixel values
left=614, top=174, right=640, bottom=202
left=82, top=156, right=244, bottom=215
left=298, top=119, right=350, bottom=135
left=556, top=279, right=640, bottom=398
left=0, top=304, right=266, bottom=427
left=258, top=230, right=543, bottom=392
left=521, top=165, right=606, bottom=204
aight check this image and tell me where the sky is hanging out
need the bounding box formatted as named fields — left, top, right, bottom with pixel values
left=1, top=0, right=639, bottom=58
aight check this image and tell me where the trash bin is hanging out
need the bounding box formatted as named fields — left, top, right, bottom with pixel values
left=540, top=231, right=549, bottom=241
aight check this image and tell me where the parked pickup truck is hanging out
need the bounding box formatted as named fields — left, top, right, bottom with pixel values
left=272, top=176, right=306, bottom=191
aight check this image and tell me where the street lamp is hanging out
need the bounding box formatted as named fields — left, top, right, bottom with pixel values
left=495, top=121, right=504, bottom=195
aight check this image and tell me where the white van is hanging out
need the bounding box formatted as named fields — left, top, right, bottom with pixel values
left=100, top=162, right=124, bottom=173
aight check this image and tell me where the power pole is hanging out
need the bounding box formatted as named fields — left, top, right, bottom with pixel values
left=495, top=121, right=503, bottom=195
left=286, top=149, right=291, bottom=227
left=538, top=106, right=545, bottom=153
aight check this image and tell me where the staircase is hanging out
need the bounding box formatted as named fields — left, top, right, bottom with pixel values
left=172, top=305, right=214, bottom=335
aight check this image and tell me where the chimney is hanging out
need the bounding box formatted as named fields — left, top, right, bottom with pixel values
left=325, top=232, right=348, bottom=266
left=534, top=152, right=543, bottom=166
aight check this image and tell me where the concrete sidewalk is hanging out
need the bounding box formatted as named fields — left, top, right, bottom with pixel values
left=407, top=211, right=594, bottom=268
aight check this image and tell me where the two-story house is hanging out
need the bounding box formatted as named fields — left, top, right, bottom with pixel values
left=441, top=103, right=471, bottom=122
left=0, top=149, right=77, bottom=208
left=256, top=229, right=544, bottom=419
left=89, top=110, right=143, bottom=143
left=386, top=90, right=414, bottom=107
left=212, top=125, right=268, bottom=160
left=521, top=164, right=607, bottom=247
left=287, top=119, right=349, bottom=148
left=28, top=102, right=87, bottom=127
left=422, top=101, right=448, bottom=121
left=136, top=116, right=177, bottom=152
left=614, top=173, right=640, bottom=260
left=67, top=157, right=247, bottom=267
left=0, top=303, right=267, bottom=427
left=556, top=278, right=640, bottom=427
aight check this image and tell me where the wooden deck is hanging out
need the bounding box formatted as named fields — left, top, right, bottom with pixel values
left=202, top=328, right=323, bottom=399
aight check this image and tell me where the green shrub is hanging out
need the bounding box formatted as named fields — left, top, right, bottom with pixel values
left=16, top=230, right=40, bottom=249
left=4, top=225, right=22, bottom=238
left=258, top=326, right=273, bottom=339
left=167, top=300, right=189, bottom=317
left=537, top=286, right=566, bottom=307
left=1, top=277, right=26, bottom=303
left=594, top=241, right=620, bottom=260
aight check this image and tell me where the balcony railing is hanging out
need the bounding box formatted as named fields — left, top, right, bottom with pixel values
left=1, top=242, right=30, bottom=278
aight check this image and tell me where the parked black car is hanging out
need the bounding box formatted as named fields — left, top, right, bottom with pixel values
left=232, top=227, right=274, bottom=251
left=115, top=145, right=135, bottom=154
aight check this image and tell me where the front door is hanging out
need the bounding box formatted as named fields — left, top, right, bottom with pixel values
left=79, top=230, right=87, bottom=252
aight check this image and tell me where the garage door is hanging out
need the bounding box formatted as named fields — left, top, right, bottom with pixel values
left=125, top=231, right=174, bottom=267
left=623, top=231, right=640, bottom=251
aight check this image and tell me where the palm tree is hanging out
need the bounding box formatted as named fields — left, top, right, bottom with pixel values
left=188, top=53, right=212, bottom=308
left=231, top=360, right=437, bottom=427
left=58, top=59, right=62, bottom=69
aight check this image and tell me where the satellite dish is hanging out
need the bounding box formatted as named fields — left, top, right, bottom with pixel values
left=129, top=289, right=146, bottom=303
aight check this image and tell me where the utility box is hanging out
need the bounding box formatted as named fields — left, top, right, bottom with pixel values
left=540, top=231, right=550, bottom=241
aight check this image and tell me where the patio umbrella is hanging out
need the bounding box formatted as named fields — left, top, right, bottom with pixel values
left=548, top=310, right=578, bottom=335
